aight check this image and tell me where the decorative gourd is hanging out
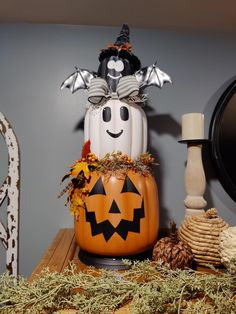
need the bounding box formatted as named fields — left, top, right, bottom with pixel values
left=74, top=169, right=159, bottom=256
left=179, top=208, right=229, bottom=266
left=84, top=99, right=147, bottom=159
left=219, top=226, right=236, bottom=268
left=152, top=222, right=193, bottom=269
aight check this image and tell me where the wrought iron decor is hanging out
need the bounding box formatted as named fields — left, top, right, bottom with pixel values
left=0, top=112, right=20, bottom=276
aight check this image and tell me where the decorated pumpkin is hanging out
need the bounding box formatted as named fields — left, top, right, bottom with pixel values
left=60, top=24, right=171, bottom=265
left=179, top=208, right=229, bottom=266
left=74, top=169, right=159, bottom=256
left=219, top=226, right=236, bottom=269
left=97, top=24, right=141, bottom=92
left=152, top=222, right=193, bottom=269
left=61, top=25, right=171, bottom=159
left=84, top=99, right=147, bottom=159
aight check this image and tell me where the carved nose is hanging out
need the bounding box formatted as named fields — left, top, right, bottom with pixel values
left=109, top=200, right=121, bottom=213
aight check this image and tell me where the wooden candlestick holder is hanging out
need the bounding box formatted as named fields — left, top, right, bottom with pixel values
left=179, top=139, right=208, bottom=217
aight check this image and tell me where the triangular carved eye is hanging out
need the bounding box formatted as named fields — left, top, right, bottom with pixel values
left=89, top=177, right=106, bottom=196
left=121, top=176, right=140, bottom=195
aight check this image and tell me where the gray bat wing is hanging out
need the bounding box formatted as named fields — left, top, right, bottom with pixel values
left=61, top=68, right=97, bottom=93
left=135, top=63, right=172, bottom=89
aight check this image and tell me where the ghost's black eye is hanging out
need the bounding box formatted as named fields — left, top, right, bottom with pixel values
left=120, top=106, right=129, bottom=121
left=103, top=106, right=111, bottom=122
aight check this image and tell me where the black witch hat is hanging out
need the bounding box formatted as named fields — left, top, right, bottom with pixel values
left=99, top=24, right=141, bottom=72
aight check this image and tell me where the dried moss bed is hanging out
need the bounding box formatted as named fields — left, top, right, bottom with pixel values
left=0, top=260, right=236, bottom=313
left=95, top=152, right=157, bottom=176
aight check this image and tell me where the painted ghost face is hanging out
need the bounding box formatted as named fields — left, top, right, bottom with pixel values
left=102, top=102, right=129, bottom=139
left=84, top=99, right=148, bottom=159
left=100, top=100, right=130, bottom=154
left=98, top=56, right=134, bottom=92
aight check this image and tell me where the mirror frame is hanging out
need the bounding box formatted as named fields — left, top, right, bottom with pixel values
left=209, top=79, right=236, bottom=202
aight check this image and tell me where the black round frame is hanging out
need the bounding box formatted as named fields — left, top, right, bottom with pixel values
left=209, top=80, right=236, bottom=202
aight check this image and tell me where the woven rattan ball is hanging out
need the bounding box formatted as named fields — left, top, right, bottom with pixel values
left=179, top=208, right=229, bottom=266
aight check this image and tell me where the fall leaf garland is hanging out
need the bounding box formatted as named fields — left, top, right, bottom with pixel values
left=60, top=153, right=98, bottom=218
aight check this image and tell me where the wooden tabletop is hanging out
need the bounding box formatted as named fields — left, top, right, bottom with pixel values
left=30, top=228, right=81, bottom=280
left=30, top=227, right=220, bottom=278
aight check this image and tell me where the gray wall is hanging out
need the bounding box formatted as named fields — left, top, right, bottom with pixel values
left=0, top=24, right=235, bottom=277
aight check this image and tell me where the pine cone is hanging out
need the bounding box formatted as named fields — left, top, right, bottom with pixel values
left=152, top=222, right=193, bottom=269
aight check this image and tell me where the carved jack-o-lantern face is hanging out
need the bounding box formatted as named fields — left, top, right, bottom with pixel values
left=74, top=171, right=159, bottom=256
left=84, top=99, right=147, bottom=159
left=85, top=175, right=144, bottom=242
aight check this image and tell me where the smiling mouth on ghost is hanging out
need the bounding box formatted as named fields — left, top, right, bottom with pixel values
left=107, top=73, right=122, bottom=80
left=106, top=129, right=124, bottom=138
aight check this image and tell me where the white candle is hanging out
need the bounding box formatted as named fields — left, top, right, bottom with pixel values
left=182, top=113, right=204, bottom=140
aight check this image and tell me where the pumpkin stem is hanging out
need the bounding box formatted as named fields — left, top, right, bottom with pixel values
left=204, top=208, right=218, bottom=219
left=170, top=221, right=179, bottom=244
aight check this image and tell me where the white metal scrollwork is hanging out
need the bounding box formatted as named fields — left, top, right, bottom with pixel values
left=0, top=112, right=20, bottom=276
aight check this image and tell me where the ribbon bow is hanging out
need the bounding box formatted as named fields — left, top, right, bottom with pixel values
left=88, top=75, right=140, bottom=105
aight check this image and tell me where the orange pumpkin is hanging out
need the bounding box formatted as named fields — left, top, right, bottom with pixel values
left=74, top=170, right=159, bottom=256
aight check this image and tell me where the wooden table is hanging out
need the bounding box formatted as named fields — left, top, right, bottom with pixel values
left=30, top=228, right=79, bottom=280
left=30, top=227, right=170, bottom=280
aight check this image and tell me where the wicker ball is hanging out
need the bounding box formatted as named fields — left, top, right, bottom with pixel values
left=152, top=222, right=193, bottom=269
left=179, top=208, right=229, bottom=266
left=219, top=226, right=236, bottom=268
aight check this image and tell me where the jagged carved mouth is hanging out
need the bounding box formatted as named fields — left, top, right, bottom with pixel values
left=85, top=200, right=145, bottom=241
left=106, top=129, right=123, bottom=138
left=107, top=73, right=122, bottom=80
